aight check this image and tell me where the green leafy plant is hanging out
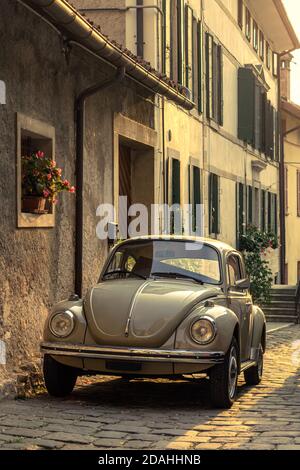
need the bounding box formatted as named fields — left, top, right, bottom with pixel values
left=239, top=226, right=279, bottom=304
left=22, top=151, right=75, bottom=204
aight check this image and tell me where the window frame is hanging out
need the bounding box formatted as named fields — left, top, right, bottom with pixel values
left=253, top=20, right=258, bottom=51
left=238, top=0, right=243, bottom=30
left=245, top=8, right=251, bottom=42
left=16, top=113, right=56, bottom=229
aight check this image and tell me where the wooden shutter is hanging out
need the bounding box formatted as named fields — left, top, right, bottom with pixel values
left=162, top=0, right=171, bottom=77
left=209, top=173, right=219, bottom=234
left=177, top=0, right=185, bottom=85
left=236, top=183, right=245, bottom=244
left=261, top=190, right=266, bottom=231
left=189, top=165, right=201, bottom=233
left=206, top=33, right=213, bottom=119
left=285, top=167, right=288, bottom=215
left=172, top=158, right=181, bottom=205
left=238, top=0, right=243, bottom=29
left=297, top=171, right=300, bottom=217
left=170, top=0, right=178, bottom=81
left=247, top=185, right=253, bottom=226
left=238, top=68, right=255, bottom=145
left=185, top=5, right=193, bottom=92
left=197, top=21, right=203, bottom=112
left=254, top=83, right=262, bottom=151
left=218, top=45, right=224, bottom=126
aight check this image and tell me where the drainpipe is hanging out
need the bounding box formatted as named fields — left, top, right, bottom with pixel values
left=75, top=66, right=126, bottom=297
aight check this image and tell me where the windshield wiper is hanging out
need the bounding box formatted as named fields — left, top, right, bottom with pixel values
left=103, top=270, right=147, bottom=280
left=151, top=272, right=203, bottom=284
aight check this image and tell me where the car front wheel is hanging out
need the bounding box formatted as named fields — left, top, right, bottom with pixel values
left=209, top=338, right=239, bottom=409
left=43, top=354, right=78, bottom=397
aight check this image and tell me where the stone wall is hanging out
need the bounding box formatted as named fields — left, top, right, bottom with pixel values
left=0, top=0, right=154, bottom=385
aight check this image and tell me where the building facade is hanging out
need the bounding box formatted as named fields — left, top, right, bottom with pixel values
left=0, top=0, right=191, bottom=385
left=74, top=0, right=299, bottom=279
left=281, top=54, right=300, bottom=285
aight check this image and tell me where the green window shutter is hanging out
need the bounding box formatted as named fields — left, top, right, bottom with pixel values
left=209, top=173, right=219, bottom=234
left=238, top=68, right=255, bottom=145
left=218, top=45, right=224, bottom=126
left=206, top=33, right=213, bottom=119
left=261, top=91, right=267, bottom=154
left=254, top=83, right=262, bottom=151
left=189, top=165, right=201, bottom=234
left=172, top=158, right=181, bottom=205
left=185, top=5, right=193, bottom=92
left=177, top=0, right=185, bottom=85
left=236, top=183, right=245, bottom=247
left=247, top=185, right=253, bottom=226
left=197, top=21, right=203, bottom=113
left=261, top=190, right=266, bottom=231
left=274, top=194, right=278, bottom=234
left=267, top=192, right=272, bottom=231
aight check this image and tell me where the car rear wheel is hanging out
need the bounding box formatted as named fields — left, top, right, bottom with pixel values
left=244, top=344, right=264, bottom=386
left=43, top=354, right=78, bottom=397
left=209, top=338, right=239, bottom=409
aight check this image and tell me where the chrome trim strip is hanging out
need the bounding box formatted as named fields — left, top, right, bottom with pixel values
left=125, top=280, right=150, bottom=337
left=41, top=342, right=225, bottom=364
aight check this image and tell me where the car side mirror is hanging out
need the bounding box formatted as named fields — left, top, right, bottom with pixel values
left=235, top=278, right=251, bottom=290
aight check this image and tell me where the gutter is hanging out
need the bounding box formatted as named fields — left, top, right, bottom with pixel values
left=23, top=0, right=194, bottom=110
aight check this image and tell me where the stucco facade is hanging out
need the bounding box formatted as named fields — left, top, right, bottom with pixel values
left=73, top=0, right=300, bottom=279
left=0, top=0, right=165, bottom=383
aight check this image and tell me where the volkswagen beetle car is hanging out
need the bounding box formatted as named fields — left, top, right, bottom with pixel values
left=41, top=236, right=266, bottom=408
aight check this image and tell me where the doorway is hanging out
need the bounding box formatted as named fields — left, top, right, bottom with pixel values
left=119, top=140, right=154, bottom=237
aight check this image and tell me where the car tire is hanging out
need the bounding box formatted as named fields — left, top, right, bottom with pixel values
left=244, top=344, right=264, bottom=386
left=43, top=354, right=78, bottom=397
left=209, top=338, right=239, bottom=409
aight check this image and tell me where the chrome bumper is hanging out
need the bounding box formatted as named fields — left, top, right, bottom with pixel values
left=41, top=342, right=225, bottom=364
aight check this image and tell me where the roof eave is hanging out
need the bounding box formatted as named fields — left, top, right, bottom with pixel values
left=21, top=0, right=194, bottom=110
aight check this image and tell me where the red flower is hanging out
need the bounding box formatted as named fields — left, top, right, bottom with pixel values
left=43, top=189, right=50, bottom=198
left=36, top=151, right=44, bottom=159
left=63, top=179, right=70, bottom=187
left=69, top=186, right=76, bottom=194
left=47, top=173, right=52, bottom=181
left=50, top=160, right=57, bottom=169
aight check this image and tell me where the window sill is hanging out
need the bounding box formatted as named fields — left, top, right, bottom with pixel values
left=18, top=212, right=55, bottom=229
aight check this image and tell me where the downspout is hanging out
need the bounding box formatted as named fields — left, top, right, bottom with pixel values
left=75, top=66, right=126, bottom=297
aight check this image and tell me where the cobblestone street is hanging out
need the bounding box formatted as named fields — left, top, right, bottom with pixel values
left=0, top=326, right=299, bottom=451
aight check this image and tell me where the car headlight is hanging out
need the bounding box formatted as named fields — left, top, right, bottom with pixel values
left=190, top=317, right=216, bottom=345
left=49, top=311, right=75, bottom=338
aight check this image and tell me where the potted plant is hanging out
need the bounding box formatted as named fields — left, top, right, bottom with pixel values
left=22, top=151, right=75, bottom=214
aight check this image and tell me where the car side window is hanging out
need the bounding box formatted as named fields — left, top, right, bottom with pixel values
left=227, top=255, right=242, bottom=287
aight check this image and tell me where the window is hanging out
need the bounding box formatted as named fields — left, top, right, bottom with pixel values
left=238, top=67, right=276, bottom=156
left=272, top=52, right=278, bottom=77
left=266, top=42, right=271, bottom=69
left=209, top=173, right=220, bottom=234
left=245, top=8, right=251, bottom=41
left=104, top=240, right=222, bottom=285
left=238, top=0, right=243, bottom=30
left=253, top=21, right=258, bottom=51
left=227, top=255, right=242, bottom=286
left=189, top=164, right=202, bottom=234
left=297, top=171, right=300, bottom=217
left=17, top=113, right=55, bottom=228
left=285, top=167, right=288, bottom=215
left=206, top=33, right=223, bottom=125
left=259, top=30, right=264, bottom=61
left=268, top=192, right=278, bottom=233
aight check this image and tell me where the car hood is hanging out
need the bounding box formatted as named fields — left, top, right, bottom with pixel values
left=84, top=279, right=219, bottom=347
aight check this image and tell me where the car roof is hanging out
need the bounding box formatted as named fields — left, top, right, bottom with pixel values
left=118, top=235, right=236, bottom=254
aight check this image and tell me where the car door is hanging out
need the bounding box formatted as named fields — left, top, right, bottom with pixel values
left=226, top=252, right=252, bottom=361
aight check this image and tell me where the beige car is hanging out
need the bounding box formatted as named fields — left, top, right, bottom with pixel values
left=41, top=236, right=266, bottom=408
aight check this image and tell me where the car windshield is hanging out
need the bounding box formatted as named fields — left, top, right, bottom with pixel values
left=103, top=240, right=221, bottom=285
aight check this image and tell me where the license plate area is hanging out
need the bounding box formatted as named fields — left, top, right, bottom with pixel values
left=106, top=360, right=142, bottom=372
